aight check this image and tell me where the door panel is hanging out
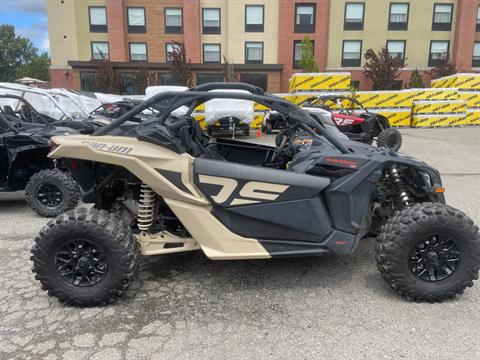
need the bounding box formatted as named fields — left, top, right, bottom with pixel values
left=194, top=158, right=332, bottom=242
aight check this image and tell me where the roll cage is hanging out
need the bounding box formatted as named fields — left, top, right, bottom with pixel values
left=95, top=82, right=351, bottom=154
left=0, top=94, right=54, bottom=128
left=300, top=95, right=366, bottom=111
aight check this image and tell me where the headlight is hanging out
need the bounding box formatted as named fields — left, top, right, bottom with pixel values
left=419, top=171, right=432, bottom=186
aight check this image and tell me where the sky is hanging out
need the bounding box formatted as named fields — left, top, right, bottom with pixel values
left=0, top=0, right=49, bottom=53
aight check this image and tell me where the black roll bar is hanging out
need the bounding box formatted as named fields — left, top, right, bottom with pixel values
left=94, top=89, right=351, bottom=154
left=190, top=82, right=264, bottom=95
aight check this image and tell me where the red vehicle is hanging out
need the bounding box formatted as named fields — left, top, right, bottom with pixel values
left=265, top=95, right=403, bottom=151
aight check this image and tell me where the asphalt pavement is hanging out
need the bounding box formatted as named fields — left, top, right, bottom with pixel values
left=0, top=127, right=479, bottom=359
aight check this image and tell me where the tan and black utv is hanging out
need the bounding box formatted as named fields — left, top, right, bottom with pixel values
left=31, top=83, right=480, bottom=306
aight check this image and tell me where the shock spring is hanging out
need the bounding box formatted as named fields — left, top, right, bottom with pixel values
left=138, top=183, right=156, bottom=231
left=388, top=165, right=412, bottom=207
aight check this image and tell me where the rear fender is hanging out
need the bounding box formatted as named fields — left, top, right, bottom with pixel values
left=50, top=135, right=208, bottom=205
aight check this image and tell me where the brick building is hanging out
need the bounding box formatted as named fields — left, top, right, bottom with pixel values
left=47, top=0, right=480, bottom=93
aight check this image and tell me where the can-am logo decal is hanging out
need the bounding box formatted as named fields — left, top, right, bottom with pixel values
left=82, top=141, right=133, bottom=154
left=198, top=175, right=289, bottom=206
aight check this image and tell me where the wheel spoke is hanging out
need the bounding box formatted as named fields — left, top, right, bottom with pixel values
left=55, top=239, right=107, bottom=287
left=408, top=235, right=460, bottom=282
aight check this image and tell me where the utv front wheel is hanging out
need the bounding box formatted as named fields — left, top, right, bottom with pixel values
left=376, top=127, right=402, bottom=151
left=25, top=169, right=79, bottom=217
left=376, top=203, right=480, bottom=302
left=31, top=208, right=140, bottom=306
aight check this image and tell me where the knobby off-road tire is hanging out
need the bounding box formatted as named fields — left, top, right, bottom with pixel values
left=31, top=208, right=140, bottom=306
left=377, top=127, right=402, bottom=152
left=25, top=169, right=79, bottom=217
left=376, top=202, right=480, bottom=302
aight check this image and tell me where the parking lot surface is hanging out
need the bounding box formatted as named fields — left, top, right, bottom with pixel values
left=0, top=128, right=479, bottom=359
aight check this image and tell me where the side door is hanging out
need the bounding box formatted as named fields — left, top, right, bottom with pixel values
left=194, top=158, right=332, bottom=243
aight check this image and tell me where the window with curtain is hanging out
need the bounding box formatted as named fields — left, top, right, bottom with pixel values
left=388, top=3, right=409, bottom=30
left=245, top=42, right=263, bottom=63
left=432, top=4, right=453, bottom=30
left=129, top=43, right=147, bottom=61
left=295, top=4, right=316, bottom=33
left=342, top=40, right=362, bottom=66
left=127, top=8, right=146, bottom=33
left=245, top=5, right=264, bottom=32
left=89, top=7, right=107, bottom=32
left=166, top=43, right=181, bottom=62
left=387, top=40, right=405, bottom=59
left=165, top=8, right=183, bottom=33
left=429, top=41, right=449, bottom=66
left=91, top=42, right=109, bottom=60
left=344, top=3, right=364, bottom=30
left=203, top=8, right=220, bottom=34
left=203, top=44, right=221, bottom=63
left=473, top=42, right=480, bottom=66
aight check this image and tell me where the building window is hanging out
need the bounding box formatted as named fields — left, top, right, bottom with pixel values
left=166, top=43, right=181, bottom=62
left=91, top=42, right=109, bottom=60
left=293, top=40, right=314, bottom=69
left=203, top=8, right=220, bottom=34
left=239, top=73, right=268, bottom=91
left=127, top=7, right=146, bottom=33
left=129, top=43, right=147, bottom=61
left=165, top=8, right=183, bottom=34
left=203, top=44, right=221, bottom=63
left=388, top=3, right=409, bottom=30
left=432, top=3, right=453, bottom=31
left=476, top=6, right=480, bottom=32
left=295, top=4, right=316, bottom=33
left=245, top=5, right=264, bottom=32
left=342, top=40, right=362, bottom=67
left=344, top=3, right=364, bottom=30
left=245, top=42, right=263, bottom=64
left=89, top=7, right=107, bottom=32
left=80, top=72, right=97, bottom=91
left=387, top=40, right=406, bottom=60
left=196, top=73, right=224, bottom=85
left=473, top=42, right=480, bottom=67
left=428, top=40, right=449, bottom=66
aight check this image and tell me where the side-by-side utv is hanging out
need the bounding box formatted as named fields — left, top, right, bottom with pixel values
left=31, top=83, right=479, bottom=306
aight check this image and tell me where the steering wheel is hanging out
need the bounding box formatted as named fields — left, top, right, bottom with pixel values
left=272, top=134, right=288, bottom=162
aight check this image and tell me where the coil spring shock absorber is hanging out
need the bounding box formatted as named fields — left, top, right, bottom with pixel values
left=388, top=165, right=412, bottom=207
left=138, top=183, right=156, bottom=231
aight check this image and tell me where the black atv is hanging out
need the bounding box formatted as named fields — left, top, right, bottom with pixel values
left=0, top=102, right=80, bottom=217
left=265, top=94, right=402, bottom=151
left=32, top=82, right=480, bottom=305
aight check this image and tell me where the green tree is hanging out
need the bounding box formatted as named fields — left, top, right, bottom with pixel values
left=405, top=69, right=425, bottom=89
left=0, top=24, right=50, bottom=82
left=16, top=52, right=51, bottom=81
left=299, top=35, right=319, bottom=73
left=363, top=46, right=406, bottom=90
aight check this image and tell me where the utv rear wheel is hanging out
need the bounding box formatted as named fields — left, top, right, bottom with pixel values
left=31, top=208, right=140, bottom=306
left=25, top=169, right=79, bottom=217
left=377, top=127, right=402, bottom=151
left=375, top=203, right=480, bottom=302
